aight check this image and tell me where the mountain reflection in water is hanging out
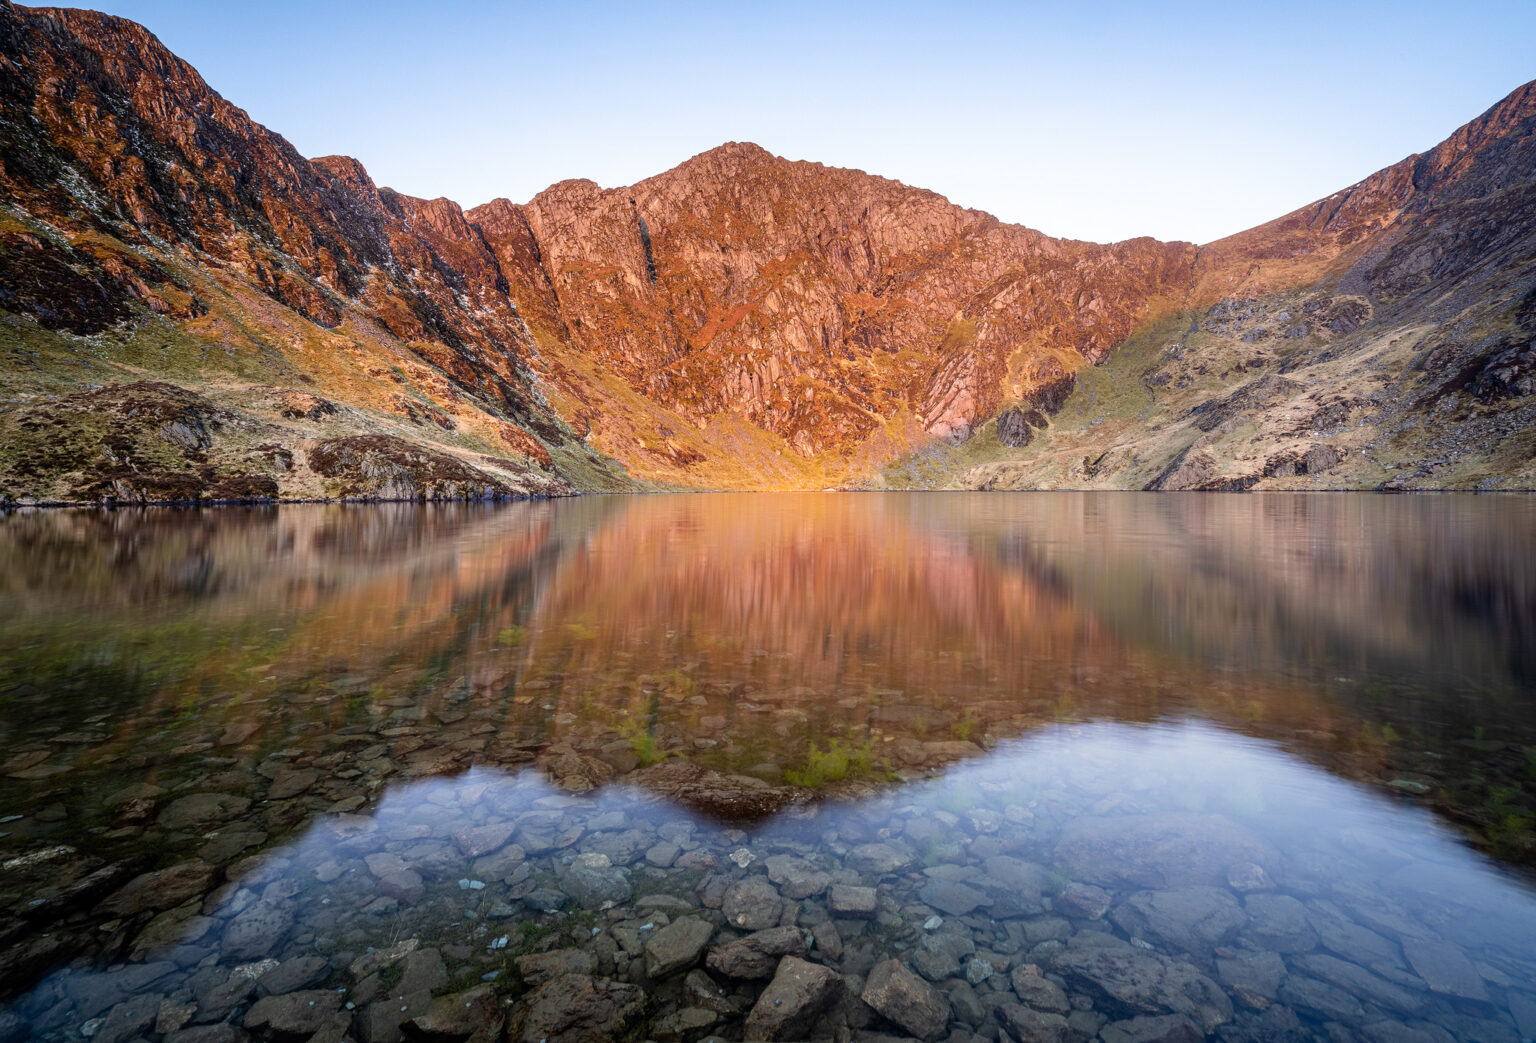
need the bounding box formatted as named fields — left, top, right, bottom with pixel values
left=0, top=492, right=1533, bottom=1042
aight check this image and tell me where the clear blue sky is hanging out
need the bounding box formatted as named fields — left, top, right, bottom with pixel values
left=69, top=1, right=1536, bottom=245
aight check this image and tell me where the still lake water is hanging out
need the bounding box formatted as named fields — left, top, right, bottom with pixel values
left=0, top=492, right=1534, bottom=1042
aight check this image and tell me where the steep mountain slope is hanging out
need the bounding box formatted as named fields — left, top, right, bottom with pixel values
left=0, top=0, right=1531, bottom=499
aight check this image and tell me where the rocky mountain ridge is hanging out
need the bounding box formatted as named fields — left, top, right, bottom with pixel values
left=1, top=0, right=1532, bottom=499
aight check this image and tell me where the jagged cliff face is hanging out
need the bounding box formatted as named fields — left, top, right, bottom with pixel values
left=1, top=0, right=1533, bottom=499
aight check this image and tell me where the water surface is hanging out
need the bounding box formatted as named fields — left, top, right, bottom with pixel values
left=0, top=493, right=1533, bottom=1042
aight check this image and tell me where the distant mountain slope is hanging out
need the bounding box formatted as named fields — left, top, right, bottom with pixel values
left=1, top=0, right=1531, bottom=500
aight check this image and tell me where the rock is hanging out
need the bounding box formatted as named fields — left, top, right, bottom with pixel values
left=242, top=989, right=343, bottom=1036
left=743, top=955, right=842, bottom=1041
left=377, top=868, right=426, bottom=905
left=222, top=899, right=294, bottom=961
left=723, top=876, right=783, bottom=930
left=1111, top=887, right=1247, bottom=957
left=947, top=980, right=986, bottom=1027
left=516, top=948, right=597, bottom=986
left=158, top=794, right=252, bottom=831
left=1291, top=954, right=1427, bottom=1014
left=163, top=1025, right=245, bottom=1043
left=349, top=938, right=419, bottom=978
left=1240, top=893, right=1317, bottom=953
left=651, top=1005, right=718, bottom=1041
left=862, top=958, right=949, bottom=1041
left=1055, top=813, right=1275, bottom=888
left=919, top=879, right=990, bottom=917
left=1099, top=1014, right=1203, bottom=1043
left=911, top=931, right=975, bottom=982
left=811, top=920, right=843, bottom=961
left=257, top=955, right=329, bottom=996
left=763, top=854, right=831, bottom=899
left=847, top=843, right=915, bottom=875
left=451, top=822, right=516, bottom=858
left=996, top=408, right=1033, bottom=448
left=1053, top=942, right=1232, bottom=1032
left=404, top=984, right=498, bottom=1041
left=645, top=917, right=716, bottom=978
left=1215, top=950, right=1285, bottom=1009
left=995, top=1002, right=1070, bottom=1042
left=1225, top=862, right=1274, bottom=892
left=268, top=768, right=318, bottom=800
left=706, top=925, right=807, bottom=979
left=510, top=973, right=646, bottom=1043
left=1277, top=974, right=1364, bottom=1023
left=685, top=968, right=740, bottom=1015
left=561, top=852, right=632, bottom=909
left=1400, top=936, right=1488, bottom=1001
left=1052, top=882, right=1111, bottom=920
left=645, top=842, right=681, bottom=868
left=94, top=860, right=217, bottom=917
left=93, top=994, right=162, bottom=1043
left=828, top=884, right=878, bottom=918
left=1010, top=965, right=1070, bottom=1015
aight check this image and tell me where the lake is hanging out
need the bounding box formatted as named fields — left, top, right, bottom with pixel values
left=0, top=492, right=1534, bottom=1042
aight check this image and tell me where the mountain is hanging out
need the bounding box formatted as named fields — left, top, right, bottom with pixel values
left=1, top=0, right=1532, bottom=501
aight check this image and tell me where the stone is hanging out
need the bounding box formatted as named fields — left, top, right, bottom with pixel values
left=1054, top=813, right=1275, bottom=889
left=1215, top=950, right=1285, bottom=1009
left=995, top=1002, right=1071, bottom=1042
left=242, top=989, right=344, bottom=1036
left=94, top=860, right=217, bottom=918
left=1111, top=887, right=1246, bottom=958
left=164, top=1024, right=244, bottom=1043
left=645, top=917, right=716, bottom=978
left=912, top=931, right=976, bottom=982
left=1277, top=974, right=1364, bottom=1023
left=1099, top=1013, right=1203, bottom=1043
left=1053, top=942, right=1232, bottom=1033
left=158, top=794, right=252, bottom=832
left=1052, top=882, right=1111, bottom=920
left=811, top=920, right=843, bottom=961
left=561, top=852, right=632, bottom=909
left=268, top=768, right=318, bottom=800
left=1226, top=862, right=1274, bottom=892
left=828, top=884, right=878, bottom=918
left=763, top=854, right=831, bottom=899
left=510, top=973, right=646, bottom=1043
left=451, top=821, right=516, bottom=858
left=743, top=955, right=842, bottom=1041
left=1240, top=893, right=1317, bottom=953
left=1400, top=935, right=1488, bottom=1001
left=847, top=843, right=915, bottom=875
left=257, top=955, right=329, bottom=996
left=349, top=938, right=419, bottom=978
left=1010, top=965, right=1069, bottom=1015
left=652, top=1005, right=718, bottom=1041
left=377, top=868, right=426, bottom=905
left=221, top=900, right=294, bottom=961
left=706, top=925, right=807, bottom=979
left=919, top=879, right=990, bottom=917
left=723, top=876, right=783, bottom=930
left=1291, top=954, right=1427, bottom=1014
left=947, top=980, right=986, bottom=1027
left=862, top=958, right=949, bottom=1041
left=645, top=841, right=681, bottom=868
left=404, top=984, right=498, bottom=1041
left=516, top=948, right=597, bottom=986
left=93, top=994, right=162, bottom=1043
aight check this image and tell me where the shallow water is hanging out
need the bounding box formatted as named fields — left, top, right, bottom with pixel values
left=0, top=493, right=1534, bottom=1042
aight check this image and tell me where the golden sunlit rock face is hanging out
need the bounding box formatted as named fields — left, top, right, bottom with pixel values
left=1, top=2, right=1534, bottom=497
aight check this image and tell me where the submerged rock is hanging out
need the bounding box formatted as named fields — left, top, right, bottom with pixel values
left=862, top=958, right=948, bottom=1041
left=509, top=974, right=646, bottom=1043
left=742, top=956, right=841, bottom=1041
